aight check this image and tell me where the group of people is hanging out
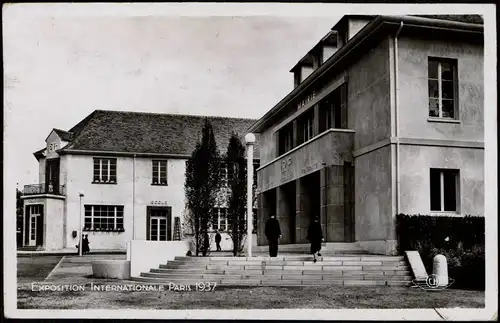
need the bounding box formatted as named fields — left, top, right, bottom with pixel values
left=76, top=234, right=90, bottom=255
left=265, top=214, right=324, bottom=262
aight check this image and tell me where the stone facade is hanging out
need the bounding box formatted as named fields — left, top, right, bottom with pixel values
left=252, top=15, right=484, bottom=255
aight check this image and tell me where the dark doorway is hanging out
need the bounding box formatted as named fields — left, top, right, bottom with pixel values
left=258, top=189, right=277, bottom=245
left=36, top=212, right=44, bottom=246
left=146, top=206, right=172, bottom=241
left=46, top=158, right=60, bottom=194
left=343, top=162, right=355, bottom=242
left=25, top=204, right=44, bottom=247
left=304, top=171, right=321, bottom=224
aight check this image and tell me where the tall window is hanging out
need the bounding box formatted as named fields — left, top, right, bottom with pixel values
left=278, top=123, right=294, bottom=156
left=152, top=160, right=168, bottom=185
left=93, top=158, right=117, bottom=183
left=218, top=161, right=236, bottom=185
left=212, top=208, right=229, bottom=231
left=297, top=109, right=315, bottom=145
left=430, top=169, right=459, bottom=212
left=319, top=83, right=347, bottom=132
left=428, top=58, right=457, bottom=119
left=84, top=205, right=124, bottom=231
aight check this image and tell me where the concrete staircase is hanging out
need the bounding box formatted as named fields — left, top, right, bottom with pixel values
left=133, top=254, right=412, bottom=287
left=251, top=242, right=368, bottom=255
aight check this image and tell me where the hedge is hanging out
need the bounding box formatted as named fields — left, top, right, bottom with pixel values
left=395, top=214, right=485, bottom=290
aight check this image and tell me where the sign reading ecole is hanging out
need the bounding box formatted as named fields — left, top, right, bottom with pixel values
left=150, top=200, right=168, bottom=206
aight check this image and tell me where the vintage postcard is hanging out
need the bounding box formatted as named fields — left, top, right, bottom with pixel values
left=3, top=2, right=497, bottom=320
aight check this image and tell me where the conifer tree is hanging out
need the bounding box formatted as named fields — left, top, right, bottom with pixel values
left=225, top=133, right=248, bottom=256
left=184, top=118, right=222, bottom=256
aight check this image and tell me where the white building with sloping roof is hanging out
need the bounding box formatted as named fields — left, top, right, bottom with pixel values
left=20, top=110, right=260, bottom=252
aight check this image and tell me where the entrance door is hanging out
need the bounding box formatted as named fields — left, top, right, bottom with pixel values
left=147, top=207, right=172, bottom=241
left=45, top=158, right=60, bottom=194
left=27, top=205, right=44, bottom=246
left=343, top=162, right=355, bottom=242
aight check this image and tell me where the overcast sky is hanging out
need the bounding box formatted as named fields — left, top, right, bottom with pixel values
left=4, top=5, right=339, bottom=187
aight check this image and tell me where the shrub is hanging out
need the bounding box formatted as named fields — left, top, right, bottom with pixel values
left=396, top=214, right=485, bottom=290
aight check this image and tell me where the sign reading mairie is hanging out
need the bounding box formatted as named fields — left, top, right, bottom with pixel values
left=297, top=91, right=316, bottom=110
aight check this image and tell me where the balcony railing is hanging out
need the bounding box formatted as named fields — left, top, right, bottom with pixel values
left=23, top=184, right=66, bottom=196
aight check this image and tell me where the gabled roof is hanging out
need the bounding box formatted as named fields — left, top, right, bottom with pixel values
left=53, top=128, right=74, bottom=142
left=49, top=110, right=259, bottom=157
left=411, top=15, right=483, bottom=24
left=45, top=128, right=74, bottom=143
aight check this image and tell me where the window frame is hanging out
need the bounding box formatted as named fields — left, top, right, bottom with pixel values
left=429, top=168, right=460, bottom=214
left=212, top=208, right=230, bottom=232
left=92, top=158, right=117, bottom=184
left=428, top=57, right=459, bottom=120
left=83, top=205, right=124, bottom=232
left=151, top=160, right=168, bottom=186
left=278, top=123, right=294, bottom=156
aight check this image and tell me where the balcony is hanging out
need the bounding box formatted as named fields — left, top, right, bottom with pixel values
left=23, top=184, right=66, bottom=196
left=257, top=128, right=354, bottom=192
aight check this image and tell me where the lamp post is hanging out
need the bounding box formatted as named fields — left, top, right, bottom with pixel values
left=78, top=191, right=84, bottom=257
left=245, top=133, right=256, bottom=257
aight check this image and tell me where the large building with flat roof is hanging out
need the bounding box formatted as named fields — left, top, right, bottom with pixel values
left=250, top=15, right=484, bottom=255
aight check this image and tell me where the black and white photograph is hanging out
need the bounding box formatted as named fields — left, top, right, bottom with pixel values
left=3, top=2, right=497, bottom=320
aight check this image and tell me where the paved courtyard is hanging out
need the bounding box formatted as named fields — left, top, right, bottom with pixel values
left=16, top=254, right=485, bottom=310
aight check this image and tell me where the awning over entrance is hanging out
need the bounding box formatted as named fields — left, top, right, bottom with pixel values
left=257, top=128, right=354, bottom=193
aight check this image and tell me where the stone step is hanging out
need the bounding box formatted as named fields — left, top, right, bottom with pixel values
left=161, top=263, right=409, bottom=270
left=174, top=255, right=405, bottom=262
left=158, top=265, right=410, bottom=274
left=142, top=271, right=412, bottom=281
left=169, top=259, right=406, bottom=266
left=131, top=276, right=412, bottom=287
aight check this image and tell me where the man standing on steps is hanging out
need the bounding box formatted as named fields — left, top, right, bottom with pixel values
left=215, top=230, right=222, bottom=252
left=265, top=214, right=281, bottom=257
left=307, top=216, right=324, bottom=263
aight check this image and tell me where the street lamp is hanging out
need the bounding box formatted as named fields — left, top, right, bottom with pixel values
left=245, top=133, right=256, bottom=257
left=78, top=191, right=84, bottom=256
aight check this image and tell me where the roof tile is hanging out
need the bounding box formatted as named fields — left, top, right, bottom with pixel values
left=61, top=110, right=260, bottom=157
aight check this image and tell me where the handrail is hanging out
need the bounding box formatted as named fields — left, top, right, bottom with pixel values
left=22, top=184, right=66, bottom=196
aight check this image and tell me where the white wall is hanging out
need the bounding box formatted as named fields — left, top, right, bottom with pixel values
left=128, top=240, right=190, bottom=277
left=64, top=154, right=187, bottom=250
left=300, top=66, right=314, bottom=82
left=45, top=198, right=65, bottom=250
left=322, top=46, right=337, bottom=62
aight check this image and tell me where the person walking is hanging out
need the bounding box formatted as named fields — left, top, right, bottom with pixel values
left=265, top=215, right=281, bottom=257
left=307, top=216, right=324, bottom=263
left=215, top=230, right=222, bottom=252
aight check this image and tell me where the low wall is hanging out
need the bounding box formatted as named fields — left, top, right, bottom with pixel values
left=128, top=240, right=190, bottom=278
left=357, top=240, right=398, bottom=255
left=92, top=260, right=131, bottom=279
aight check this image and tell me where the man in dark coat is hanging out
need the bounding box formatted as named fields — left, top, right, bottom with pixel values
left=215, top=231, right=222, bottom=251
left=307, top=216, right=324, bottom=263
left=265, top=215, right=281, bottom=257
left=82, top=234, right=90, bottom=254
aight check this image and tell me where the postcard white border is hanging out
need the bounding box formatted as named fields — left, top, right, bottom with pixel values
left=3, top=2, right=497, bottom=320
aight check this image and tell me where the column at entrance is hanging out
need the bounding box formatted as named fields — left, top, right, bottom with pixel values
left=276, top=186, right=290, bottom=244
left=325, top=165, right=345, bottom=241
left=320, top=167, right=328, bottom=241
left=295, top=178, right=309, bottom=243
